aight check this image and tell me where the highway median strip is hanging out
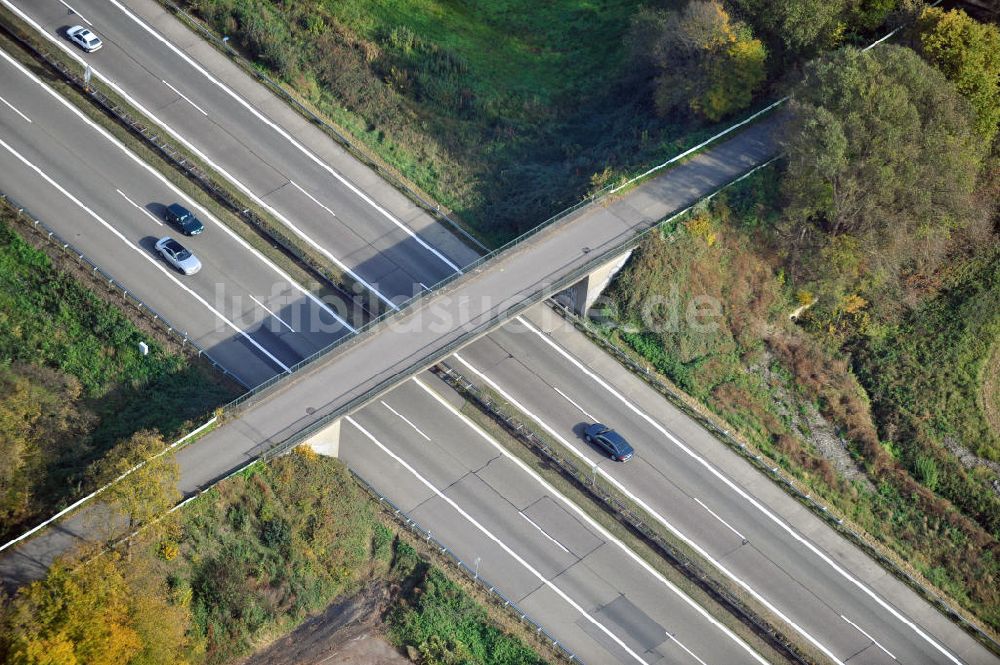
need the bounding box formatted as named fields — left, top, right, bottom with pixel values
left=430, top=362, right=822, bottom=665
left=0, top=5, right=383, bottom=325
left=547, top=299, right=1000, bottom=659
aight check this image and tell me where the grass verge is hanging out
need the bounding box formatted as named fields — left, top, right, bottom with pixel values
left=0, top=7, right=379, bottom=323
left=0, top=202, right=241, bottom=543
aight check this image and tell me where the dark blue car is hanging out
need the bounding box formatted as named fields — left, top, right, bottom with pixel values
left=584, top=423, right=634, bottom=462
left=163, top=203, right=204, bottom=236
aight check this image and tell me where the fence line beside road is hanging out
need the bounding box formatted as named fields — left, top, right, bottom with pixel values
left=431, top=363, right=815, bottom=665
left=544, top=300, right=1000, bottom=659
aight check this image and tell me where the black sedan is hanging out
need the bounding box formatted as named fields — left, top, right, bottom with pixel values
left=584, top=423, right=635, bottom=462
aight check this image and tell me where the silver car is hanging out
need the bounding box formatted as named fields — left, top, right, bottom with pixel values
left=155, top=237, right=201, bottom=275
left=66, top=25, right=103, bottom=52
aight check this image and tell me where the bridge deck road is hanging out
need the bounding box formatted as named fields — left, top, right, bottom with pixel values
left=0, top=112, right=779, bottom=585
left=173, top=115, right=782, bottom=493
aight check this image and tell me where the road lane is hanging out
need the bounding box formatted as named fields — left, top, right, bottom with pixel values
left=451, top=308, right=995, bottom=664
left=5, top=0, right=478, bottom=304
left=0, top=47, right=348, bottom=385
left=341, top=375, right=768, bottom=665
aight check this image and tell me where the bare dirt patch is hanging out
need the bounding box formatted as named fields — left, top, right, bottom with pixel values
left=238, top=583, right=409, bottom=665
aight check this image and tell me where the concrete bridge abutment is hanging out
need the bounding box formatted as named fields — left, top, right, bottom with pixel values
left=303, top=418, right=341, bottom=458
left=562, top=249, right=633, bottom=316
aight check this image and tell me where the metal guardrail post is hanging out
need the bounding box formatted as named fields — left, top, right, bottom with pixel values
left=431, top=362, right=817, bottom=665
left=348, top=470, right=581, bottom=664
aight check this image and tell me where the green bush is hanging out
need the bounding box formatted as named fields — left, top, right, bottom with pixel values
left=388, top=567, right=546, bottom=665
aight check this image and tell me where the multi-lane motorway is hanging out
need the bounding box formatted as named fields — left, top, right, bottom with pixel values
left=4, top=0, right=478, bottom=307
left=1, top=1, right=997, bottom=663
left=0, top=47, right=347, bottom=386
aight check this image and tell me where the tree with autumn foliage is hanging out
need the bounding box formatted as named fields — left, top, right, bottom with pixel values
left=0, top=552, right=191, bottom=665
left=0, top=365, right=91, bottom=531
left=778, top=46, right=984, bottom=316
left=912, top=7, right=1000, bottom=144
left=95, top=431, right=180, bottom=548
left=630, top=0, right=767, bottom=121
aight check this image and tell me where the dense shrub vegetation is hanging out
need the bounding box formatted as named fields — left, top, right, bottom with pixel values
left=628, top=1, right=767, bottom=121
left=911, top=6, right=1000, bottom=144
left=604, top=30, right=1000, bottom=629
left=0, top=218, right=239, bottom=540
left=0, top=451, right=544, bottom=665
left=183, top=0, right=916, bottom=243
left=387, top=547, right=547, bottom=665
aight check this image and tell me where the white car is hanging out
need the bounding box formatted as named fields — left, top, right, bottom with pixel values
left=66, top=25, right=102, bottom=52
left=155, top=237, right=201, bottom=275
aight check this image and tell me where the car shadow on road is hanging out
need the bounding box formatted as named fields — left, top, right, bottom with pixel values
left=138, top=235, right=161, bottom=255
left=145, top=202, right=168, bottom=220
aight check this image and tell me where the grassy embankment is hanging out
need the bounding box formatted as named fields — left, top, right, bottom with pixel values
left=599, top=169, right=1000, bottom=631
left=0, top=211, right=241, bottom=542
left=0, top=449, right=553, bottom=665
left=182, top=0, right=713, bottom=245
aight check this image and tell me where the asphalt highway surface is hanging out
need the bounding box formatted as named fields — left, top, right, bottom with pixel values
left=1, top=3, right=997, bottom=663
left=341, top=374, right=769, bottom=665
left=4, top=0, right=479, bottom=307
left=0, top=47, right=349, bottom=387
left=453, top=307, right=996, bottom=665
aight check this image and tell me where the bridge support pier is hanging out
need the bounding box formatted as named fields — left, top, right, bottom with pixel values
left=563, top=249, right=633, bottom=316
left=303, top=418, right=341, bottom=458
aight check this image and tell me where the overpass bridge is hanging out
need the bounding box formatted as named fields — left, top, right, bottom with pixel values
left=180, top=114, right=781, bottom=488
left=0, top=109, right=780, bottom=583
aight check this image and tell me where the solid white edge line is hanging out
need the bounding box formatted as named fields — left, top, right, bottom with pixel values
left=452, top=350, right=844, bottom=665
left=0, top=136, right=291, bottom=374
left=412, top=376, right=768, bottom=665
left=518, top=512, right=570, bottom=554
left=0, top=94, right=31, bottom=122
left=841, top=615, right=897, bottom=661
left=344, top=414, right=653, bottom=665
left=103, top=0, right=463, bottom=275
left=58, top=0, right=90, bottom=25
left=0, top=0, right=397, bottom=313
left=666, top=632, right=710, bottom=665
left=0, top=43, right=355, bottom=335
left=162, top=78, right=209, bottom=116
left=115, top=188, right=162, bottom=225
left=694, top=498, right=748, bottom=543
left=553, top=385, right=597, bottom=422
left=0, top=416, right=216, bottom=553
left=379, top=400, right=431, bottom=441
left=514, top=314, right=965, bottom=665
left=249, top=294, right=295, bottom=333
left=289, top=180, right=337, bottom=218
